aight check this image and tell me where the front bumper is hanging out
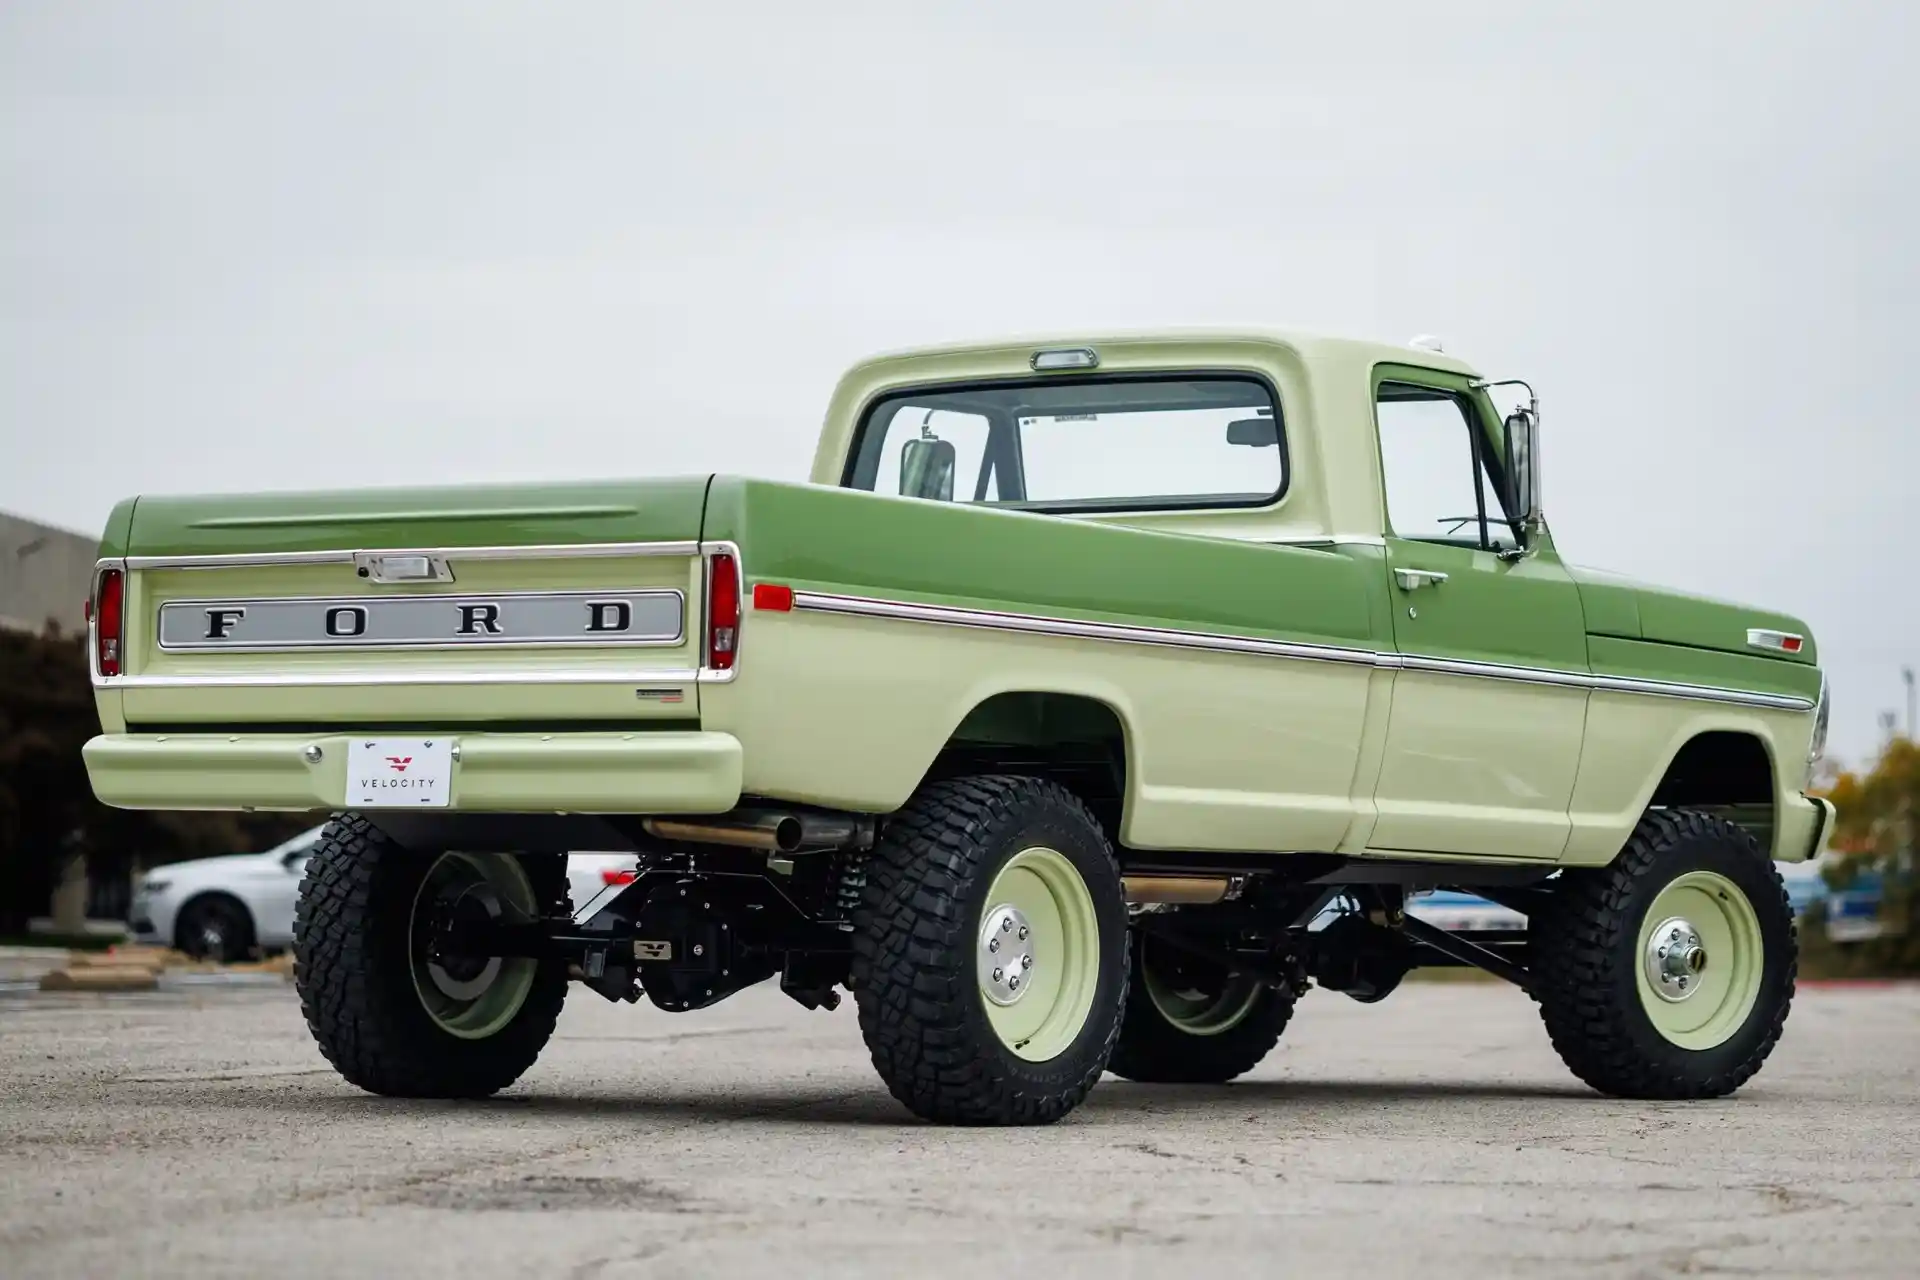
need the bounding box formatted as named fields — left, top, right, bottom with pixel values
left=1776, top=793, right=1837, bottom=863
left=83, top=731, right=744, bottom=814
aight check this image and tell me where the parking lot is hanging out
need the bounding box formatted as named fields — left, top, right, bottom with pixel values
left=2, top=977, right=1916, bottom=1279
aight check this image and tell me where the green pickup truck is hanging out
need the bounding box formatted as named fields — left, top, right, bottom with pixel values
left=82, top=329, right=1833, bottom=1124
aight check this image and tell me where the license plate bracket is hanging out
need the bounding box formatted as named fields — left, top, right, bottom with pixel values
left=346, top=737, right=454, bottom=808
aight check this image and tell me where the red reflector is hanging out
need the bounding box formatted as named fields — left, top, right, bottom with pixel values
left=94, top=569, right=125, bottom=677
left=1783, top=636, right=1803, bottom=653
left=752, top=583, right=794, bottom=612
left=707, top=552, right=741, bottom=671
left=601, top=868, right=638, bottom=887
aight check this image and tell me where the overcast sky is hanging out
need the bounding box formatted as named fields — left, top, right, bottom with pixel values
left=2, top=2, right=1914, bottom=765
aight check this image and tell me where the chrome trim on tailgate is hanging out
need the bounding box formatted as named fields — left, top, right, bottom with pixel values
left=124, top=540, right=703, bottom=572
left=155, top=588, right=685, bottom=652
left=101, top=667, right=700, bottom=690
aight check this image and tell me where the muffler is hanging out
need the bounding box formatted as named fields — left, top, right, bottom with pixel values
left=642, top=809, right=865, bottom=853
left=1121, top=875, right=1237, bottom=905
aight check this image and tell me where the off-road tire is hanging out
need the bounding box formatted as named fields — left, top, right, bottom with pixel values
left=850, top=775, right=1129, bottom=1125
left=1533, top=808, right=1796, bottom=1099
left=1107, top=937, right=1295, bottom=1083
left=293, top=814, right=570, bottom=1099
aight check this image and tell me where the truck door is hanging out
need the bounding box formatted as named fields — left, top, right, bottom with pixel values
left=1367, top=372, right=1589, bottom=859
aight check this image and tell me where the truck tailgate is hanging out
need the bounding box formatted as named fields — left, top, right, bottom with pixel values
left=100, top=477, right=716, bottom=730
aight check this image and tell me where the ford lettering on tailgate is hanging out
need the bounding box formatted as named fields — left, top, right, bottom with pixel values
left=155, top=589, right=684, bottom=651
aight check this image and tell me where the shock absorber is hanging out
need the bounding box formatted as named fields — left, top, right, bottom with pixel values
left=824, top=849, right=868, bottom=931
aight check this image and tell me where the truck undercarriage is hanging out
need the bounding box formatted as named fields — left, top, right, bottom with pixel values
left=397, top=804, right=1547, bottom=1019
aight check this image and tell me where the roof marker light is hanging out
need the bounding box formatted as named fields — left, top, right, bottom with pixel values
left=1409, top=335, right=1446, bottom=353
left=1031, top=347, right=1099, bottom=372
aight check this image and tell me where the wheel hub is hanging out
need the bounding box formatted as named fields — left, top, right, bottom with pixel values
left=1644, top=915, right=1708, bottom=1002
left=424, top=882, right=506, bottom=1001
left=978, top=903, right=1037, bottom=1006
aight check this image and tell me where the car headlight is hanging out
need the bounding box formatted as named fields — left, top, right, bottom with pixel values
left=141, top=879, right=171, bottom=894
left=1808, top=673, right=1831, bottom=765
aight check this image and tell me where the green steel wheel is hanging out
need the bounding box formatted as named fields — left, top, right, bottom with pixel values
left=294, top=815, right=569, bottom=1099
left=977, top=845, right=1103, bottom=1062
left=852, top=775, right=1129, bottom=1125
left=409, top=852, right=542, bottom=1041
left=1106, top=931, right=1294, bottom=1083
left=1534, top=809, right=1796, bottom=1100
left=1634, top=870, right=1765, bottom=1051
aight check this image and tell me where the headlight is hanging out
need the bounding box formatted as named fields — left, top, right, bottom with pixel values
left=1809, top=673, right=1831, bottom=764
left=141, top=879, right=171, bottom=894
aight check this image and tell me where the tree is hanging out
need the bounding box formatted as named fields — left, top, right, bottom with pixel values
left=1817, top=738, right=1920, bottom=973
left=0, top=625, right=305, bottom=933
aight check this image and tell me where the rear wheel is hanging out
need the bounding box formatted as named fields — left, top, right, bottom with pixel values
left=1106, top=931, right=1295, bottom=1083
left=293, top=814, right=569, bottom=1098
left=1533, top=809, right=1795, bottom=1099
left=851, top=776, right=1129, bottom=1125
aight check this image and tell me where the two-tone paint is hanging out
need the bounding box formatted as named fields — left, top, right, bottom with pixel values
left=83, top=329, right=1834, bottom=869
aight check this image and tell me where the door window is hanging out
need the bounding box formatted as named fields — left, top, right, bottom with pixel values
left=1375, top=384, right=1516, bottom=550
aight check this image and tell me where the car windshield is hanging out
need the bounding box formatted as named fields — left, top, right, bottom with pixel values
left=844, top=375, right=1286, bottom=513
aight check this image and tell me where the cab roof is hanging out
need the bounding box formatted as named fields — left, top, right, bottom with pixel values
left=839, top=327, right=1483, bottom=382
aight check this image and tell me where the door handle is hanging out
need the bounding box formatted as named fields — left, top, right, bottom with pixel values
left=1394, top=568, right=1449, bottom=591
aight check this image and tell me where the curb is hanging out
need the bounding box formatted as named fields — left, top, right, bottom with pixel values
left=40, top=965, right=161, bottom=992
left=30, top=946, right=295, bottom=993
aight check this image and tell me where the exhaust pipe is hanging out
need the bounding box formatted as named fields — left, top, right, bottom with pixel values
left=1122, top=875, right=1237, bottom=905
left=642, top=809, right=865, bottom=854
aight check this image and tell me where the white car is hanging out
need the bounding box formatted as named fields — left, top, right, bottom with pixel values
left=133, top=828, right=638, bottom=962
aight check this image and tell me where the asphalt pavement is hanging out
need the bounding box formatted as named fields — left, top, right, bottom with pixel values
left=1, top=976, right=1916, bottom=1278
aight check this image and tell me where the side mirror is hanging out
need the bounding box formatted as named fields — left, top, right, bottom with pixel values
left=1225, top=417, right=1278, bottom=448
left=899, top=436, right=957, bottom=501
left=1503, top=408, right=1542, bottom=530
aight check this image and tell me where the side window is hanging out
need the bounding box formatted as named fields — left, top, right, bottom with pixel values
left=1375, top=384, right=1514, bottom=549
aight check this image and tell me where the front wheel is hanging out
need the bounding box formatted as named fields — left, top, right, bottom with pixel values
left=851, top=776, right=1130, bottom=1125
left=293, top=814, right=569, bottom=1099
left=1533, top=809, right=1796, bottom=1099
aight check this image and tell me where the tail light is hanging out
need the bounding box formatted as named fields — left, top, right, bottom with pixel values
left=601, top=867, right=638, bottom=887
left=707, top=552, right=740, bottom=671
left=94, top=568, right=125, bottom=677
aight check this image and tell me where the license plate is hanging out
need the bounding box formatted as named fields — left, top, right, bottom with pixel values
left=346, top=737, right=454, bottom=808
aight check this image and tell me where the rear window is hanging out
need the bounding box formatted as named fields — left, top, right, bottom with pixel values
left=842, top=375, right=1287, bottom=513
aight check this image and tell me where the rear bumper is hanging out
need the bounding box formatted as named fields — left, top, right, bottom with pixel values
left=83, top=731, right=743, bottom=815
left=1777, top=793, right=1836, bottom=863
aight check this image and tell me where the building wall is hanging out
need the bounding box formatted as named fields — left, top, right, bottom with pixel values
left=0, top=510, right=97, bottom=635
